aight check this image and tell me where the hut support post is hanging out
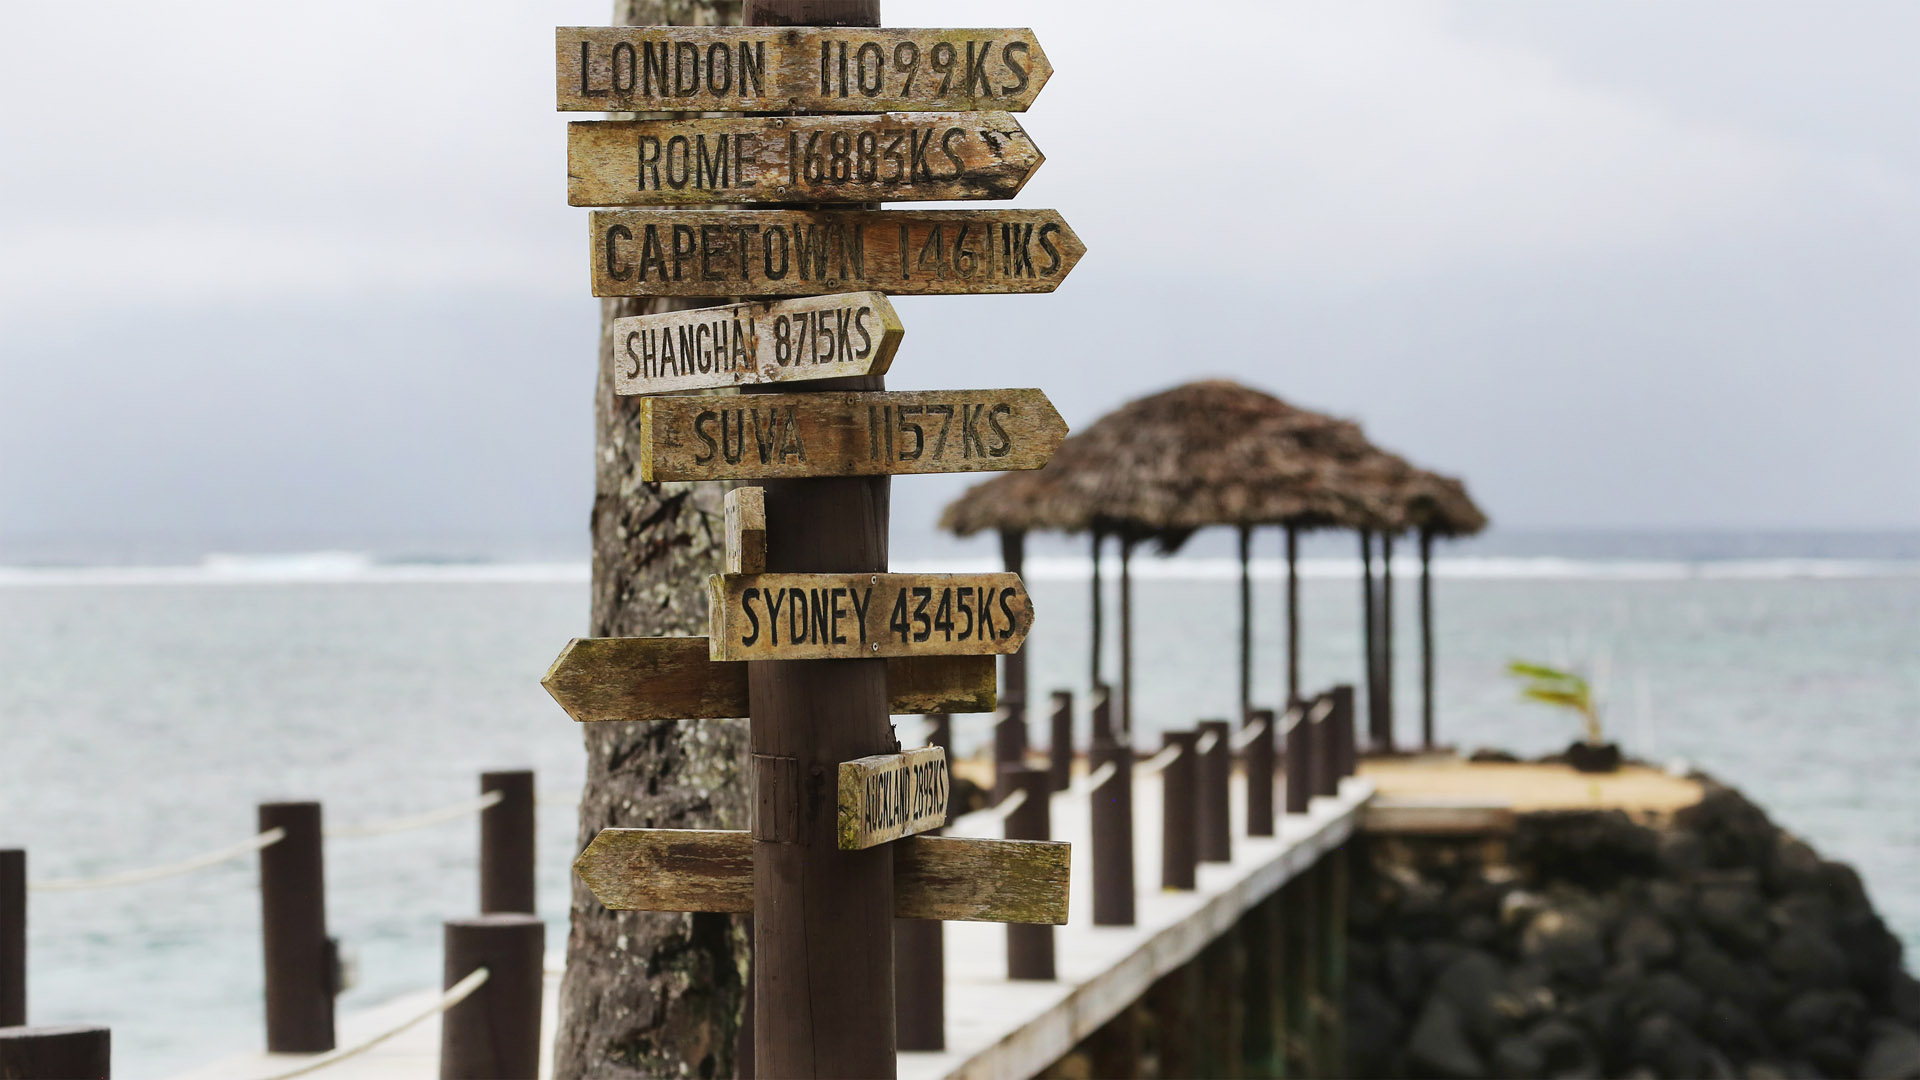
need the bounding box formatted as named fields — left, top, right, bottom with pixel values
left=1238, top=524, right=1253, bottom=723
left=1420, top=528, right=1435, bottom=750
left=999, top=528, right=1028, bottom=719
left=1380, top=533, right=1395, bottom=753
left=1285, top=525, right=1300, bottom=704
left=1, top=849, right=21, bottom=1027
left=1358, top=530, right=1379, bottom=751
left=1089, top=529, right=1104, bottom=694
left=1120, top=535, right=1136, bottom=739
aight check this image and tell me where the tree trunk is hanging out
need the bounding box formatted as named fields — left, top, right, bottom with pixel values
left=554, top=3, right=750, bottom=1077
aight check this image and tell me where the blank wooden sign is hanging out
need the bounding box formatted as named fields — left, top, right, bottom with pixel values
left=839, top=746, right=948, bottom=850
left=612, top=292, right=902, bottom=396
left=569, top=113, right=1041, bottom=206
left=639, top=388, right=1065, bottom=481
left=557, top=27, right=1052, bottom=113
left=589, top=209, right=1084, bottom=297
left=707, top=572, right=1033, bottom=661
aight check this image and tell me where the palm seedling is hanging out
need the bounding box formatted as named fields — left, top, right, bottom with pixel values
left=1506, top=660, right=1604, bottom=746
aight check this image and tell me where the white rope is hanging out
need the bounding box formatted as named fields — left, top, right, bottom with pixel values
left=1196, top=731, right=1220, bottom=756
left=30, top=828, right=285, bottom=893
left=253, top=966, right=491, bottom=1080
left=1309, top=699, right=1333, bottom=724
left=1232, top=719, right=1269, bottom=751
left=537, top=791, right=582, bottom=808
left=1076, top=761, right=1118, bottom=794
left=976, top=787, right=1028, bottom=825
left=324, top=790, right=503, bottom=840
left=1136, top=744, right=1183, bottom=775
left=1278, top=705, right=1306, bottom=737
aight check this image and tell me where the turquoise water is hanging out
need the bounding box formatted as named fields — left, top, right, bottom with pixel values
left=0, top=556, right=1915, bottom=1077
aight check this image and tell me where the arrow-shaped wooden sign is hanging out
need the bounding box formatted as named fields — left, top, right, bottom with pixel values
left=839, top=746, right=948, bottom=850
left=569, top=113, right=1042, bottom=206
left=557, top=28, right=1051, bottom=113
left=542, top=636, right=996, bottom=722
left=613, top=292, right=902, bottom=396
left=707, top=572, right=1033, bottom=661
left=590, top=209, right=1084, bottom=297
left=575, top=829, right=1068, bottom=924
left=639, top=389, right=1065, bottom=481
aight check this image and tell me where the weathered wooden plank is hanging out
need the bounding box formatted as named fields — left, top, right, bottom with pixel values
left=589, top=209, right=1083, bottom=297
left=542, top=636, right=996, bottom=721
left=576, top=830, right=1068, bottom=924
left=707, top=572, right=1033, bottom=661
left=556, top=27, right=1051, bottom=114
left=611, top=292, right=902, bottom=396
left=838, top=746, right=949, bottom=850
left=724, top=487, right=766, bottom=574
left=569, top=113, right=1041, bottom=206
left=639, top=388, right=1065, bottom=481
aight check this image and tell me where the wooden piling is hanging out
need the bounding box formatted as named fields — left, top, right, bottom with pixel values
left=1082, top=1002, right=1143, bottom=1080
left=993, top=706, right=1027, bottom=797
left=1047, top=691, right=1073, bottom=792
left=258, top=801, right=333, bottom=1053
left=0, top=1026, right=110, bottom=1079
left=441, top=914, right=543, bottom=1080
left=1240, top=898, right=1277, bottom=1078
left=1281, top=873, right=1320, bottom=1078
left=1161, top=731, right=1200, bottom=891
left=1198, top=934, right=1245, bottom=1079
left=895, top=716, right=947, bottom=1051
left=1380, top=533, right=1396, bottom=752
left=0, top=850, right=21, bottom=1027
left=1245, top=708, right=1276, bottom=837
left=1284, top=708, right=1311, bottom=816
left=1331, top=686, right=1356, bottom=780
left=1420, top=528, right=1436, bottom=749
left=1318, top=849, right=1350, bottom=1078
left=1091, top=684, right=1114, bottom=743
left=1197, top=720, right=1232, bottom=864
left=1003, top=767, right=1056, bottom=981
left=1310, top=702, right=1338, bottom=800
left=1088, top=734, right=1136, bottom=927
left=479, top=770, right=534, bottom=915
left=1146, top=964, right=1198, bottom=1078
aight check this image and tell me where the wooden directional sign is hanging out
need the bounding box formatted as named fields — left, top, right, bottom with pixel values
left=707, top=572, right=1033, bottom=661
left=612, top=292, right=902, bottom=397
left=557, top=27, right=1051, bottom=114
left=640, top=389, right=1065, bottom=482
left=590, top=209, right=1083, bottom=298
left=568, top=113, right=1042, bottom=206
left=542, top=636, right=996, bottom=722
left=723, top=487, right=766, bottom=574
left=575, top=829, right=1069, bottom=924
left=839, top=746, right=948, bottom=850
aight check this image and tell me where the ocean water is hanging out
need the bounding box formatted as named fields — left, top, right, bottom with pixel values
left=1, top=543, right=1916, bottom=1077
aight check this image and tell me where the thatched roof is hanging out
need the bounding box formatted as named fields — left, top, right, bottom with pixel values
left=940, top=380, right=1377, bottom=537
left=1401, top=471, right=1488, bottom=538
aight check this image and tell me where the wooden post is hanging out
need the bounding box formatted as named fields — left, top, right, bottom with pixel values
left=1089, top=529, right=1104, bottom=692
left=1420, top=528, right=1435, bottom=750
left=258, top=801, right=333, bottom=1053
left=1160, top=731, right=1200, bottom=891
left=1088, top=733, right=1135, bottom=927
left=1284, top=525, right=1300, bottom=704
left=1318, top=849, right=1350, bottom=1078
left=1331, top=686, right=1356, bottom=781
left=993, top=706, right=1027, bottom=798
left=0, top=1026, right=110, bottom=1079
left=1197, top=719, right=1232, bottom=864
left=1120, top=535, right=1136, bottom=739
left=896, top=716, right=947, bottom=1051
left=1245, top=708, right=1276, bottom=838
left=1003, top=767, right=1055, bottom=981
left=441, top=914, right=544, bottom=1080
left=0, top=850, right=21, bottom=1027
left=1358, top=530, right=1378, bottom=751
left=1380, top=532, right=1395, bottom=753
left=1241, top=897, right=1278, bottom=1078
left=479, top=770, right=535, bottom=915
left=1147, top=965, right=1198, bottom=1078
left=1281, top=873, right=1319, bottom=1077
left=1084, top=1003, right=1143, bottom=1080
left=1284, top=706, right=1311, bottom=816
left=739, top=5, right=893, bottom=1073
left=1047, top=690, right=1073, bottom=792
left=1237, top=524, right=1253, bottom=725
left=1199, top=934, right=1245, bottom=1080
left=1001, top=528, right=1028, bottom=719
left=1311, top=701, right=1338, bottom=800
left=1091, top=684, right=1114, bottom=743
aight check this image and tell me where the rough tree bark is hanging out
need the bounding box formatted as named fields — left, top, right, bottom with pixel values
left=554, top=3, right=750, bottom=1077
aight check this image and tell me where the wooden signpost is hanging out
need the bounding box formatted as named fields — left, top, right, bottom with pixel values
left=569, top=113, right=1042, bottom=206
left=707, top=571, right=1032, bottom=661
left=838, top=746, right=948, bottom=850
left=552, top=8, right=1078, bottom=1074
left=640, top=388, right=1066, bottom=481
left=556, top=27, right=1052, bottom=114
left=612, top=292, right=903, bottom=396
left=590, top=208, right=1085, bottom=297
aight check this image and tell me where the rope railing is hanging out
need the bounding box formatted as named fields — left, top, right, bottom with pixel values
left=1075, top=760, right=1118, bottom=794
left=1136, top=744, right=1184, bottom=775
left=323, top=790, right=502, bottom=840
left=1195, top=731, right=1220, bottom=756
left=251, top=966, right=490, bottom=1080
left=974, top=787, right=1028, bottom=825
left=1231, top=718, right=1269, bottom=751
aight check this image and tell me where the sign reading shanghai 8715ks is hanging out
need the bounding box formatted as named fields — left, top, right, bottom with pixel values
left=611, top=292, right=903, bottom=396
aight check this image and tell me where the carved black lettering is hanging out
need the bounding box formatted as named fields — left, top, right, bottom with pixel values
left=706, top=42, right=731, bottom=96
left=964, top=39, right=994, bottom=96
left=611, top=41, right=636, bottom=93
left=987, top=403, right=1012, bottom=456
left=604, top=224, right=633, bottom=282
left=579, top=41, right=609, bottom=97
left=642, top=41, right=670, bottom=97
left=740, top=41, right=765, bottom=95
left=637, top=225, right=667, bottom=281
left=675, top=42, right=701, bottom=96
left=740, top=587, right=760, bottom=646
left=671, top=225, right=696, bottom=280
left=692, top=409, right=718, bottom=463
left=1000, top=41, right=1031, bottom=96
left=1038, top=222, right=1062, bottom=274
left=699, top=224, right=726, bottom=281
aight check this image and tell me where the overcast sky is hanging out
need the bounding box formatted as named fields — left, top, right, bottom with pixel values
left=4, top=1, right=1918, bottom=562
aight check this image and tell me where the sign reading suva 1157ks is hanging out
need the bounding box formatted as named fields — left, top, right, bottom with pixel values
left=590, top=209, right=1083, bottom=297
left=557, top=28, right=1050, bottom=113
left=569, top=113, right=1041, bottom=205
left=612, top=292, right=902, bottom=395
left=707, top=572, right=1032, bottom=661
left=638, top=388, right=1064, bottom=481
left=838, top=746, right=948, bottom=850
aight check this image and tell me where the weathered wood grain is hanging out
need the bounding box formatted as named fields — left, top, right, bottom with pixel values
left=542, top=636, right=996, bottom=721
left=568, top=112, right=1041, bottom=206
left=577, top=830, right=1068, bottom=924
left=723, top=487, right=766, bottom=574
left=640, top=388, right=1065, bottom=481
left=589, top=209, right=1084, bottom=297
left=706, top=572, right=1033, bottom=660
left=557, top=27, right=1051, bottom=113
left=611, top=292, right=902, bottom=396
left=838, top=746, right=948, bottom=850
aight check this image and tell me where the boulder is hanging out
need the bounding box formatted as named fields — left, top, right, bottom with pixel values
left=1526, top=1017, right=1603, bottom=1080
left=1862, top=1021, right=1920, bottom=1080
left=1699, top=995, right=1771, bottom=1061
left=1407, top=996, right=1485, bottom=1080
left=1775, top=988, right=1866, bottom=1051
left=1384, top=936, right=1425, bottom=1006
left=1696, top=879, right=1771, bottom=956
left=1491, top=1034, right=1545, bottom=1079
left=1627, top=1013, right=1712, bottom=1079
left=1522, top=907, right=1606, bottom=986
left=1767, top=924, right=1851, bottom=990
left=1614, top=911, right=1679, bottom=968
left=1346, top=982, right=1407, bottom=1078
left=1433, top=948, right=1509, bottom=1045
left=1681, top=931, right=1773, bottom=1012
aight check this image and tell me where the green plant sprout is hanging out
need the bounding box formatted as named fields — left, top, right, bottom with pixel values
left=1507, top=660, right=1605, bottom=745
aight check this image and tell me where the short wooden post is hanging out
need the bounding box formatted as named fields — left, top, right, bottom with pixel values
left=258, top=801, right=333, bottom=1053
left=479, top=770, right=535, bottom=915
left=1161, top=731, right=1200, bottom=891
left=1284, top=707, right=1311, bottom=816
left=1318, top=848, right=1351, bottom=1078
left=1310, top=702, right=1338, bottom=800
left=1083, top=1002, right=1143, bottom=1080
left=1003, top=767, right=1055, bottom=981
left=0, top=1026, right=110, bottom=1079
left=1090, top=684, right=1114, bottom=742
left=992, top=706, right=1027, bottom=797
left=1197, top=933, right=1244, bottom=1079
left=1281, top=872, right=1320, bottom=1077
left=1240, top=898, right=1276, bottom=1077
left=441, top=914, right=543, bottom=1080
left=1147, top=963, right=1198, bottom=1077
left=895, top=715, right=947, bottom=1052
left=0, top=850, right=22, bottom=1026
left=1197, top=719, right=1232, bottom=864
left=1089, top=734, right=1136, bottom=927
left=1245, top=708, right=1276, bottom=837
left=1047, top=690, right=1073, bottom=792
